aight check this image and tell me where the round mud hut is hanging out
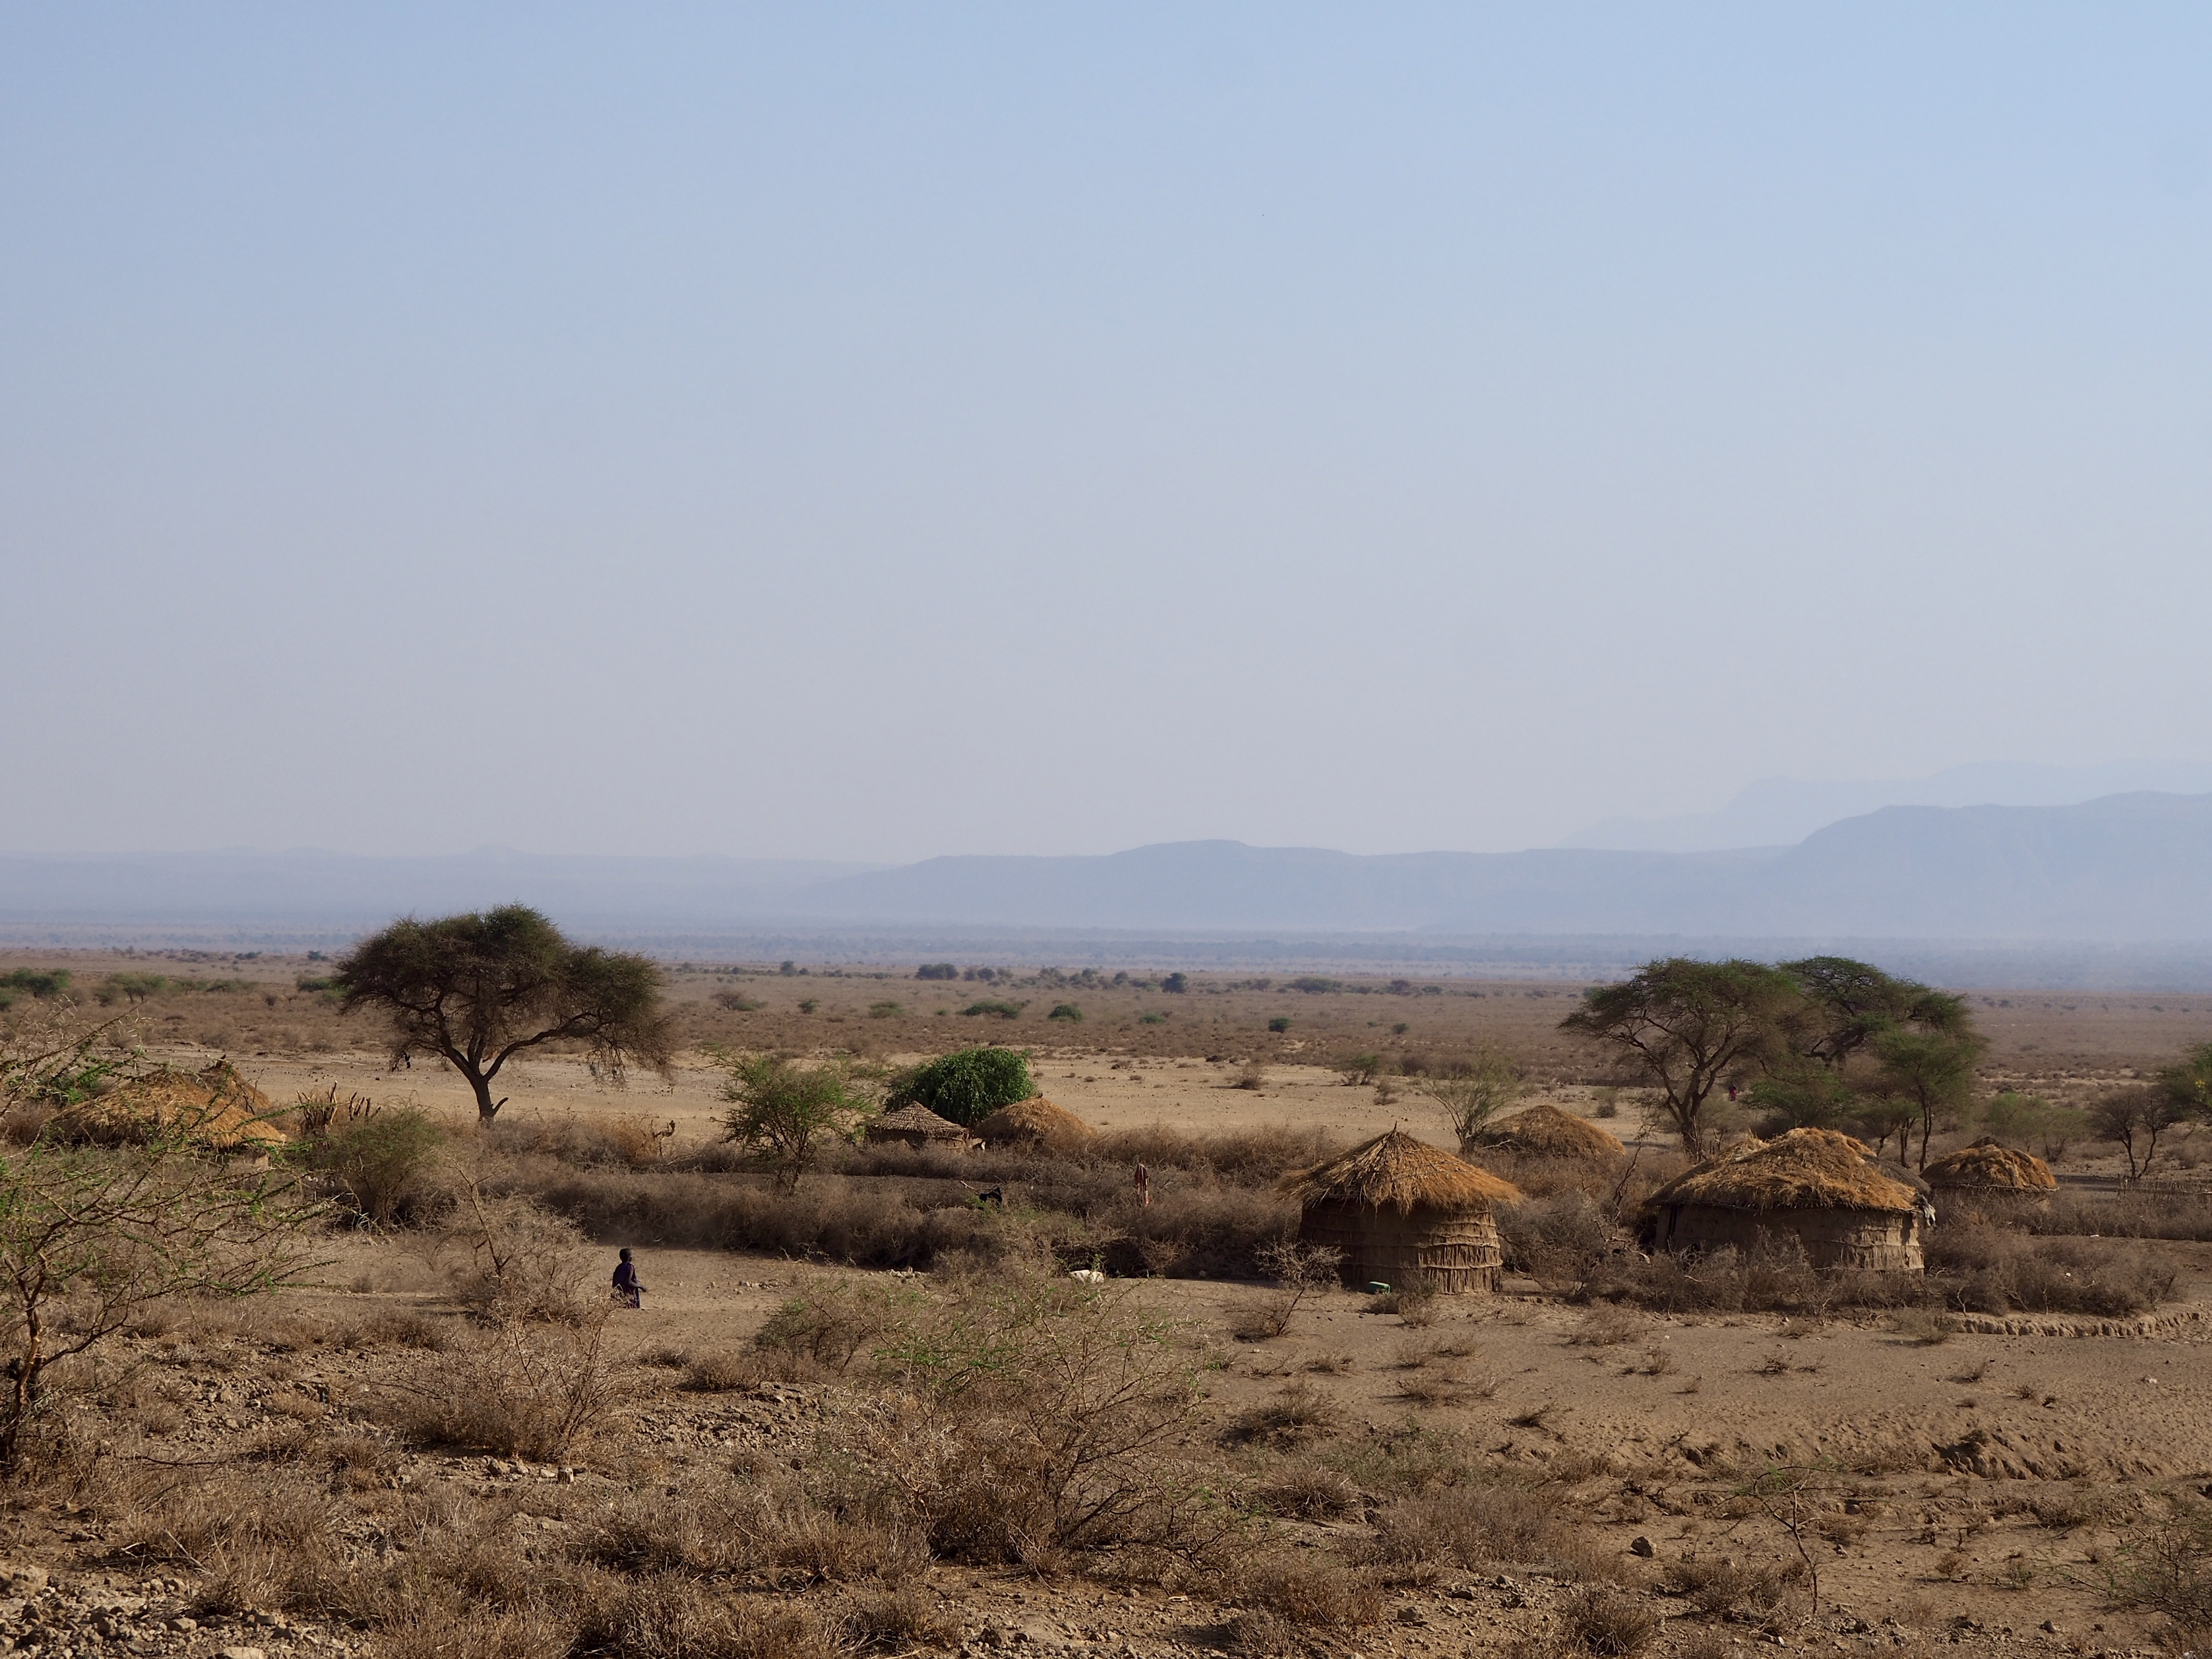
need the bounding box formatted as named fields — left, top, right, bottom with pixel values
left=1643, top=1127, right=1927, bottom=1272
left=971, top=1096, right=1096, bottom=1154
left=865, top=1103, right=976, bottom=1150
left=45, top=1060, right=287, bottom=1152
left=1469, top=1102, right=1626, bottom=1164
left=1922, top=1137, right=2056, bottom=1220
left=1280, top=1128, right=1523, bottom=1294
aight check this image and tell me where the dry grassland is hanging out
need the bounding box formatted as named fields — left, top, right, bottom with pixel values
left=0, top=950, right=2210, bottom=1658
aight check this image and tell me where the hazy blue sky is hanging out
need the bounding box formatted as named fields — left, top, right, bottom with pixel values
left=6, top=5, right=2210, bottom=862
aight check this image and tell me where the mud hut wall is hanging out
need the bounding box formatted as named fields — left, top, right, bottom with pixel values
left=1654, top=1202, right=1923, bottom=1273
left=1297, top=1200, right=1503, bottom=1294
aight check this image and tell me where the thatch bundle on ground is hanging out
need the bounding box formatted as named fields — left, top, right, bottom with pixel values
left=1644, top=1127, right=1926, bottom=1271
left=1470, top=1102, right=1626, bottom=1162
left=45, top=1060, right=287, bottom=1150
left=1280, top=1128, right=1522, bottom=1294
left=865, top=1103, right=975, bottom=1150
left=1923, top=1137, right=2056, bottom=1219
left=971, top=1096, right=1095, bottom=1152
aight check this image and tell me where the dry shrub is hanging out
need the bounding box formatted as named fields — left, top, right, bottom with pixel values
left=1363, top=1480, right=1557, bottom=1570
left=1253, top=1461, right=1362, bottom=1521
left=380, top=1314, right=613, bottom=1461
left=1664, top=1554, right=1784, bottom=1618
left=1235, top=1551, right=1384, bottom=1630
left=1224, top=1382, right=1343, bottom=1448
left=815, top=1270, right=1228, bottom=1565
left=1890, top=1308, right=1955, bottom=1346
left=1497, top=1190, right=1621, bottom=1288
left=1234, top=1241, right=1343, bottom=1340
left=849, top=1581, right=956, bottom=1650
left=500, top=1166, right=1047, bottom=1272
left=1568, top=1308, right=1643, bottom=1347
left=365, top=1600, right=575, bottom=1659
left=2103, top=1500, right=2212, bottom=1650
left=485, top=1112, right=674, bottom=1172
left=1560, top=1586, right=1660, bottom=1656
left=340, top=1306, right=450, bottom=1351
left=753, top=1275, right=922, bottom=1378
left=2031, top=1188, right=2212, bottom=1243
left=446, top=1189, right=595, bottom=1323
left=682, top=1349, right=763, bottom=1392
left=1092, top=1124, right=1341, bottom=1187
left=1927, top=1225, right=2177, bottom=1315
left=1124, top=1186, right=1296, bottom=1279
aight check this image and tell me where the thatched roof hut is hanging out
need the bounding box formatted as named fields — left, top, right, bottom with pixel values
left=1924, top=1137, right=2056, bottom=1193
left=1922, top=1137, right=2055, bottom=1218
left=1470, top=1102, right=1626, bottom=1162
left=865, top=1103, right=975, bottom=1149
left=1644, top=1127, right=1927, bottom=1272
left=1280, top=1129, right=1522, bottom=1294
left=46, top=1060, right=287, bottom=1150
left=971, top=1096, right=1095, bottom=1152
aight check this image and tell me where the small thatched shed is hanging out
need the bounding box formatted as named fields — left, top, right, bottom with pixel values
left=1923, top=1137, right=2056, bottom=1218
left=865, top=1103, right=975, bottom=1150
left=1279, top=1129, right=1522, bottom=1294
left=1470, top=1102, right=1626, bottom=1163
left=46, top=1060, right=287, bottom=1150
left=1644, top=1127, right=1926, bottom=1272
left=972, top=1096, right=1095, bottom=1153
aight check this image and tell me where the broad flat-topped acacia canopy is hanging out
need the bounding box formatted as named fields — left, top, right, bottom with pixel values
left=336, top=905, right=673, bottom=1121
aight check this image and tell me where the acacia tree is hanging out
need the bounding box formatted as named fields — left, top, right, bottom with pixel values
left=0, top=1017, right=322, bottom=1470
left=2091, top=1085, right=2193, bottom=1182
left=1559, top=958, right=1801, bottom=1159
left=719, top=1053, right=875, bottom=1189
left=1875, top=1024, right=1988, bottom=1171
left=1420, top=1044, right=1526, bottom=1154
left=337, top=906, right=673, bottom=1122
left=1781, top=956, right=1972, bottom=1071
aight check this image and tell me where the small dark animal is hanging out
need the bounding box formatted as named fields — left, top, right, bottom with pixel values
left=974, top=1187, right=1004, bottom=1208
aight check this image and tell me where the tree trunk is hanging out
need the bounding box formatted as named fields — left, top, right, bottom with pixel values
left=466, top=1069, right=502, bottom=1122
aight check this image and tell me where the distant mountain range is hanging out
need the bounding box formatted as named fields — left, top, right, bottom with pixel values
left=5, top=790, right=2212, bottom=944
left=1559, top=759, right=2212, bottom=852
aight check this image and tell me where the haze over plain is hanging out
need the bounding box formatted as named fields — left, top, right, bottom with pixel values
left=5, top=7, right=2210, bottom=873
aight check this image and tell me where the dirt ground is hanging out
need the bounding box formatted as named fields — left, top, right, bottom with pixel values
left=4, top=1238, right=2206, bottom=1659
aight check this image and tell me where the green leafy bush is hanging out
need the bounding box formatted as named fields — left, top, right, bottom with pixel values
left=959, top=1000, right=1025, bottom=1020
left=1047, top=1003, right=1082, bottom=1022
left=294, top=1106, right=447, bottom=1226
left=0, top=969, right=70, bottom=1001
left=889, top=1047, right=1034, bottom=1126
left=95, top=973, right=169, bottom=1005
left=915, top=963, right=959, bottom=981
left=1267, top=1017, right=1292, bottom=1033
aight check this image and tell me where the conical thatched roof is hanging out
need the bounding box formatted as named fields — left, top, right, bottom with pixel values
left=972, top=1096, right=1095, bottom=1148
left=1923, top=1137, right=2057, bottom=1192
left=1471, top=1102, right=1626, bottom=1161
left=46, top=1060, right=287, bottom=1149
left=867, top=1103, right=972, bottom=1141
left=1280, top=1128, right=1521, bottom=1214
left=1647, top=1127, right=1917, bottom=1215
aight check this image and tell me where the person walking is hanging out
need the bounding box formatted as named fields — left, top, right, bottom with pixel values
left=612, top=1247, right=644, bottom=1309
left=1133, top=1160, right=1152, bottom=1208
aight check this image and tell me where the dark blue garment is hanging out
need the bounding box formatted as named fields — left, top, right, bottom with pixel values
left=612, top=1260, right=642, bottom=1307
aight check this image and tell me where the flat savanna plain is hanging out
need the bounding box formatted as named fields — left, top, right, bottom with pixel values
left=2, top=950, right=2210, bottom=1659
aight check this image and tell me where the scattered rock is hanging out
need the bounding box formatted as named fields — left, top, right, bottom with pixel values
left=0, top=1564, right=48, bottom=1595
left=1630, top=1535, right=1656, bottom=1557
